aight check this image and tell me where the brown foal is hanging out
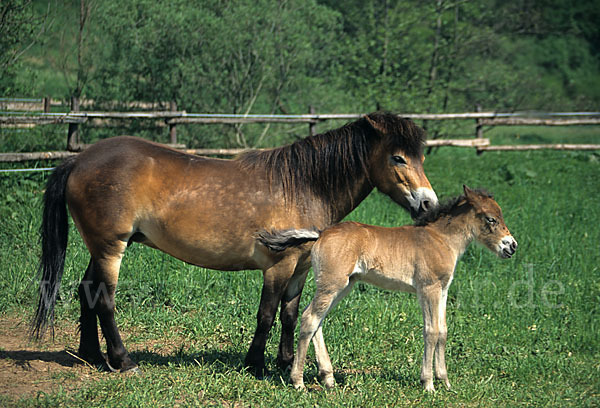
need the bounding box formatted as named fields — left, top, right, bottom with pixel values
left=258, top=185, right=517, bottom=391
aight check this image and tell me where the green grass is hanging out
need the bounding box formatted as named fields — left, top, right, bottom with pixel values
left=0, top=137, right=599, bottom=406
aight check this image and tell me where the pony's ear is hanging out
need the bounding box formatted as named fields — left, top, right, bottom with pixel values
left=365, top=114, right=386, bottom=134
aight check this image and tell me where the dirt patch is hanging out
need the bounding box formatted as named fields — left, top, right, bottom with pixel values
left=0, top=315, right=101, bottom=403
left=0, top=313, right=246, bottom=404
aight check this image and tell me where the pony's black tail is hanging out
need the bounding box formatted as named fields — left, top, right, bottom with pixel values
left=257, top=228, right=321, bottom=252
left=30, top=157, right=77, bottom=340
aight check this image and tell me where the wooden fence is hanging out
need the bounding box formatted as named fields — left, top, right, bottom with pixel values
left=1, top=97, right=599, bottom=162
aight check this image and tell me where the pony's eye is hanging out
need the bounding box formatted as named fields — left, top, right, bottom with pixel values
left=485, top=216, right=496, bottom=225
left=392, top=155, right=407, bottom=165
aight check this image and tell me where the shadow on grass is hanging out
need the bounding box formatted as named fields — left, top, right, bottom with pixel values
left=129, top=348, right=421, bottom=389
left=0, top=348, right=80, bottom=369
left=329, top=367, right=417, bottom=389
left=0, top=346, right=417, bottom=389
left=130, top=348, right=246, bottom=371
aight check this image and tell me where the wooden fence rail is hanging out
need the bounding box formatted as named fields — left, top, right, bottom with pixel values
left=1, top=105, right=599, bottom=162
left=0, top=138, right=492, bottom=163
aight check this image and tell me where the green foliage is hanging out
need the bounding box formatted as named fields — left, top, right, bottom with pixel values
left=84, top=0, right=344, bottom=147
left=3, top=0, right=599, bottom=147
left=0, top=0, right=47, bottom=94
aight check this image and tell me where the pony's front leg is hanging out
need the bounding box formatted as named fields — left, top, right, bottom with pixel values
left=418, top=285, right=442, bottom=392
left=434, top=288, right=451, bottom=390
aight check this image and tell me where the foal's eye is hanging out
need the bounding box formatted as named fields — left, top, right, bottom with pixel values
left=485, top=216, right=497, bottom=225
left=392, top=155, right=407, bottom=165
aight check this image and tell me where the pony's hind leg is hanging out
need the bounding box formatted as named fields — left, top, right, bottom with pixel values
left=77, top=260, right=105, bottom=366
left=245, top=256, right=299, bottom=378
left=277, top=266, right=310, bottom=370
left=89, top=241, right=137, bottom=372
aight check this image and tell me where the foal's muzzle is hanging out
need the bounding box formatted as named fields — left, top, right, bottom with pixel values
left=499, top=236, right=518, bottom=258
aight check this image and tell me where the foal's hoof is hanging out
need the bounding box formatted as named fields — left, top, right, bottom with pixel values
left=292, top=382, right=306, bottom=391
left=322, top=377, right=336, bottom=390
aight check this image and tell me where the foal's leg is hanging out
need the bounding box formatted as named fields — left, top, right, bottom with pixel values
left=245, top=257, right=298, bottom=378
left=277, top=266, right=309, bottom=370
left=418, top=284, right=442, bottom=392
left=434, top=287, right=451, bottom=390
left=77, top=259, right=105, bottom=366
left=311, top=280, right=355, bottom=389
left=290, top=280, right=354, bottom=389
left=91, top=242, right=137, bottom=372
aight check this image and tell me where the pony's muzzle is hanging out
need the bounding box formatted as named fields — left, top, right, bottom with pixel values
left=410, top=187, right=438, bottom=218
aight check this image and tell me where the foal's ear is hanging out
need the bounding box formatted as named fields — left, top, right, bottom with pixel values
left=463, top=184, right=477, bottom=202
left=365, top=114, right=387, bottom=135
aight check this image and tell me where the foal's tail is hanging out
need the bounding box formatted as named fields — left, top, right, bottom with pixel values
left=31, top=157, right=77, bottom=340
left=257, top=228, right=321, bottom=252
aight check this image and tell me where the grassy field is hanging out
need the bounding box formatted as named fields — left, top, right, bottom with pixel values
left=0, top=129, right=599, bottom=406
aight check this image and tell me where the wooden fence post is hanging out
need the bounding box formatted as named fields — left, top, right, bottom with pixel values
left=169, top=100, right=177, bottom=144
left=67, top=96, right=80, bottom=151
left=475, top=104, right=484, bottom=154
left=309, top=105, right=316, bottom=137
left=43, top=97, right=51, bottom=113
left=475, top=104, right=483, bottom=139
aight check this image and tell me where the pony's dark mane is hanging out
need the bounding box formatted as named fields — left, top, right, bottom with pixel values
left=414, top=188, right=493, bottom=226
left=237, top=112, right=425, bottom=212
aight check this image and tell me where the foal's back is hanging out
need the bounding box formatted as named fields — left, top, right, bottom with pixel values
left=312, top=221, right=455, bottom=293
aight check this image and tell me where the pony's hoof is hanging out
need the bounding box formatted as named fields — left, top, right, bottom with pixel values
left=105, top=359, right=138, bottom=374
left=121, top=365, right=141, bottom=374
left=77, top=349, right=107, bottom=367
left=276, top=358, right=293, bottom=372
left=245, top=364, right=270, bottom=380
left=104, top=360, right=119, bottom=373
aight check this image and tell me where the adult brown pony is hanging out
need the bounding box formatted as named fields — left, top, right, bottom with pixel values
left=31, top=112, right=437, bottom=377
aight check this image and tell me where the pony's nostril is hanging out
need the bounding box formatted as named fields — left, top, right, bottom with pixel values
left=421, top=200, right=432, bottom=212
left=511, top=241, right=518, bottom=251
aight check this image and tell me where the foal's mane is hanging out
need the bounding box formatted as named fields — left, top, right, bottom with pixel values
left=237, top=112, right=425, bottom=210
left=414, top=188, right=493, bottom=226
